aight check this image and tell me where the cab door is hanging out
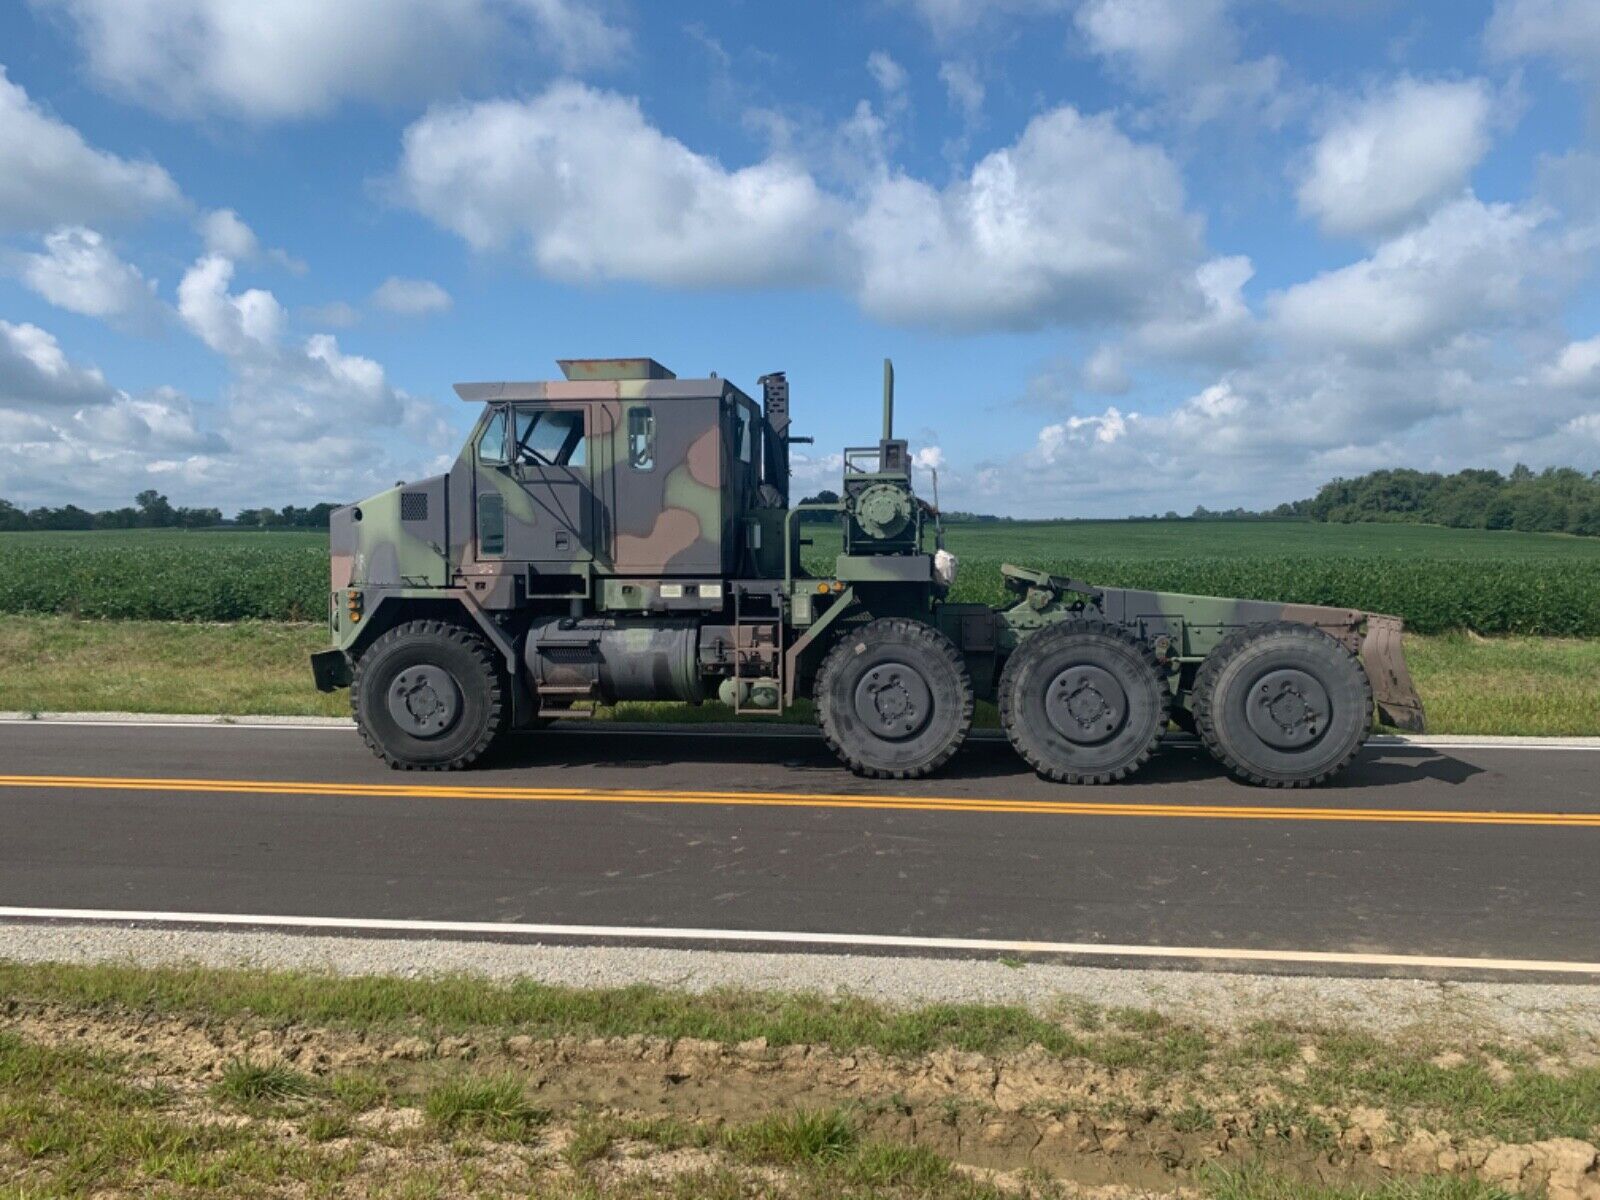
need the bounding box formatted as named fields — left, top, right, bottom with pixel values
left=476, top=404, right=595, bottom=564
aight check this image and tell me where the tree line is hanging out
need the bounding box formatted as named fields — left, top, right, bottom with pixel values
left=0, top=490, right=340, bottom=532
left=8, top=465, right=1600, bottom=536
left=814, top=464, right=1600, bottom=537
left=1275, top=465, right=1600, bottom=536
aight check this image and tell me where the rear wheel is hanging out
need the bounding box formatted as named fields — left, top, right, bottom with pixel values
left=1192, top=622, right=1371, bottom=787
left=815, top=618, right=974, bottom=779
left=352, top=619, right=509, bottom=770
left=998, top=620, right=1168, bottom=784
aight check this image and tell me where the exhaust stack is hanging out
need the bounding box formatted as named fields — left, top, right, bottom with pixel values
left=882, top=358, right=894, bottom=441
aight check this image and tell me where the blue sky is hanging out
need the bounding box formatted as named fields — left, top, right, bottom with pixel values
left=1, top=0, right=1597, bottom=517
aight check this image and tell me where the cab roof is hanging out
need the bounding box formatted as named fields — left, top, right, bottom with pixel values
left=453, top=359, right=753, bottom=404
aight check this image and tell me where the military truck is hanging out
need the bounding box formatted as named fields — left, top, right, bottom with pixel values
left=312, top=358, right=1424, bottom=786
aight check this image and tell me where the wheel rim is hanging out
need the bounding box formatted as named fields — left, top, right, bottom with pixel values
left=1244, top=667, right=1330, bottom=750
left=386, top=665, right=462, bottom=738
left=853, top=659, right=933, bottom=741
left=1044, top=664, right=1127, bottom=746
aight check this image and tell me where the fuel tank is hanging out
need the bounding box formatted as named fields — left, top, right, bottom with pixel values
left=525, top=616, right=704, bottom=704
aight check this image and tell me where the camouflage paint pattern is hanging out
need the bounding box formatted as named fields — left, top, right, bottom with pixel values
left=327, top=364, right=765, bottom=653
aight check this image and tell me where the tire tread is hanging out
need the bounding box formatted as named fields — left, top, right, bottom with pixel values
left=351, top=618, right=508, bottom=771
left=997, top=618, right=1168, bottom=784
left=814, top=617, right=974, bottom=779
left=1191, top=620, right=1370, bottom=788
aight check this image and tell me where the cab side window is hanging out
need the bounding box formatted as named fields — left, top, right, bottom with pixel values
left=513, top=408, right=586, bottom=467
left=730, top=407, right=753, bottom=465
left=478, top=408, right=509, bottom=464
left=627, top=407, right=655, bottom=470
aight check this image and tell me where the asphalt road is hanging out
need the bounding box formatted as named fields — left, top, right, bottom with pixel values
left=1, top=720, right=1597, bottom=975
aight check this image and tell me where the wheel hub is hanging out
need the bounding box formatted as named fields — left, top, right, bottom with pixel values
left=853, top=660, right=932, bottom=740
left=1245, top=668, right=1329, bottom=749
left=1044, top=665, right=1127, bottom=745
left=386, top=665, right=462, bottom=739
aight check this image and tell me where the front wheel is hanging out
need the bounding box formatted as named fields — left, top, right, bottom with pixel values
left=814, top=618, right=974, bottom=779
left=352, top=619, right=509, bottom=770
left=998, top=619, right=1168, bottom=784
left=1192, top=622, right=1372, bottom=788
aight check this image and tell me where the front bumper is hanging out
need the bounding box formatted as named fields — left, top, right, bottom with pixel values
left=310, top=649, right=352, bottom=693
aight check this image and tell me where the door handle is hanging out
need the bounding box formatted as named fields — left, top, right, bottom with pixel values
left=555, top=532, right=571, bottom=551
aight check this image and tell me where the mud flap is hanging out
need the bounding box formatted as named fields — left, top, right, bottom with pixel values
left=310, top=649, right=351, bottom=692
left=1360, top=614, right=1425, bottom=732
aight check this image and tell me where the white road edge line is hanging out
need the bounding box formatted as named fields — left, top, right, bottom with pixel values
left=1, top=907, right=1597, bottom=975
left=0, top=714, right=1596, bottom=750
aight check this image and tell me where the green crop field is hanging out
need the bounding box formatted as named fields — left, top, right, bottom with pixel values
left=2, top=520, right=1598, bottom=633
left=0, top=529, right=328, bottom=622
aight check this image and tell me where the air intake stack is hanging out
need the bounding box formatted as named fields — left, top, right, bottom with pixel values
left=759, top=371, right=791, bottom=506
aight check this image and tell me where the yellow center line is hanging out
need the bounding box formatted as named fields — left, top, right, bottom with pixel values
left=0, top=773, right=1596, bottom=827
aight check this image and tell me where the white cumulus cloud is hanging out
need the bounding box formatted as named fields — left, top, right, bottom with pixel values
left=1082, top=345, right=1130, bottom=394
left=197, top=209, right=307, bottom=273
left=0, top=66, right=181, bottom=233
left=1487, top=0, right=1600, bottom=99
left=177, top=255, right=288, bottom=359
left=0, top=320, right=230, bottom=507
left=33, top=0, right=630, bottom=120
left=199, top=209, right=258, bottom=259
left=867, top=51, right=909, bottom=108
left=1271, top=196, right=1546, bottom=354
left=0, top=319, right=115, bottom=409
left=848, top=105, right=1202, bottom=330
left=397, top=83, right=840, bottom=288
left=398, top=84, right=1216, bottom=337
left=938, top=62, right=984, bottom=124
left=1132, top=254, right=1255, bottom=362
left=1074, top=0, right=1288, bottom=126
left=370, top=277, right=453, bottom=316
left=1296, top=77, right=1494, bottom=238
left=17, top=226, right=161, bottom=324
left=1541, top=335, right=1600, bottom=391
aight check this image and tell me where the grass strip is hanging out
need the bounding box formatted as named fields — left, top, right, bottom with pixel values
left=0, top=960, right=1088, bottom=1059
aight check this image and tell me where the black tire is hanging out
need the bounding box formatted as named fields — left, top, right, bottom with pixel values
left=998, top=619, right=1169, bottom=784
left=352, top=619, right=509, bottom=770
left=814, top=617, right=974, bottom=779
left=1192, top=621, right=1372, bottom=788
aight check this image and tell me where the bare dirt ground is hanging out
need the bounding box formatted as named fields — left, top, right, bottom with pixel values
left=5, top=998, right=1599, bottom=1198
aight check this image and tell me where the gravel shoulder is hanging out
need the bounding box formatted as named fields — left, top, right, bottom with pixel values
left=3, top=922, right=1597, bottom=1045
